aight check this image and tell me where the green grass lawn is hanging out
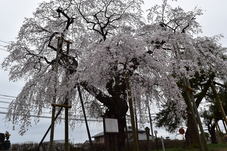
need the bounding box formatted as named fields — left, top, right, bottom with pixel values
left=156, top=143, right=227, bottom=151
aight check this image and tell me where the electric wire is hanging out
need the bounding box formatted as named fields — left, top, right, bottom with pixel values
left=0, top=97, right=14, bottom=101
left=0, top=111, right=103, bottom=122
left=0, top=100, right=11, bottom=104
left=0, top=40, right=9, bottom=44
left=0, top=44, right=6, bottom=47
left=0, top=94, right=16, bottom=98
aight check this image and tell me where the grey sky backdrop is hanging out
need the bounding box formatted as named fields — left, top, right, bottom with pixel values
left=0, top=0, right=227, bottom=144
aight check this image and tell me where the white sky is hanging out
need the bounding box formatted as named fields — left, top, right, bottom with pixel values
left=0, top=0, right=227, bottom=144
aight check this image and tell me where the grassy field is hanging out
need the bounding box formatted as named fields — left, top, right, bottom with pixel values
left=157, top=143, right=227, bottom=151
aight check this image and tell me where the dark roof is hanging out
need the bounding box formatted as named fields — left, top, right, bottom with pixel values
left=126, top=127, right=145, bottom=133
left=92, top=127, right=146, bottom=138
left=92, top=132, right=104, bottom=138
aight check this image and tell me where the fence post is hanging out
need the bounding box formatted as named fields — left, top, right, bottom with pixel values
left=161, top=137, right=165, bottom=151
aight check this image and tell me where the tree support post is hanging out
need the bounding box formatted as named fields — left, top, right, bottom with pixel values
left=145, top=127, right=150, bottom=150
left=49, top=106, right=56, bottom=151
left=191, top=92, right=208, bottom=151
left=134, top=97, right=139, bottom=144
left=51, top=103, right=71, bottom=151
left=38, top=104, right=65, bottom=151
left=146, top=95, right=154, bottom=139
left=211, top=84, right=227, bottom=127
left=127, top=82, right=139, bottom=151
left=222, top=120, right=227, bottom=134
left=78, top=85, right=93, bottom=149
left=183, top=78, right=208, bottom=151
left=65, top=99, right=69, bottom=151
left=49, top=37, right=62, bottom=151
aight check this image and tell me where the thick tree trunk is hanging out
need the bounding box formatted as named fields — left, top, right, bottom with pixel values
left=182, top=88, right=200, bottom=147
left=183, top=78, right=208, bottom=151
left=105, top=99, right=128, bottom=151
left=81, top=81, right=128, bottom=151
left=185, top=113, right=200, bottom=147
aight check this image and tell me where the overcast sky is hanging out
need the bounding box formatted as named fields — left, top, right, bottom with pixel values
left=0, top=0, right=227, bottom=144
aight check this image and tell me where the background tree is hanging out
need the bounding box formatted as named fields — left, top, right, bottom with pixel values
left=146, top=1, right=227, bottom=149
left=1, top=1, right=227, bottom=151
left=202, top=81, right=227, bottom=144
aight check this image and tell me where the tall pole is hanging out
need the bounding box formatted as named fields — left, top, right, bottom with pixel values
left=211, top=84, right=227, bottom=126
left=78, top=85, right=93, bottom=147
left=183, top=78, right=208, bottom=151
left=64, top=40, right=72, bottom=151
left=49, top=106, right=56, bottom=151
left=49, top=37, right=62, bottom=151
left=191, top=92, right=208, bottom=151
left=222, top=120, right=227, bottom=134
left=65, top=97, right=69, bottom=151
left=146, top=95, right=154, bottom=138
left=127, top=81, right=139, bottom=151
left=38, top=105, right=64, bottom=151
left=134, top=97, right=139, bottom=143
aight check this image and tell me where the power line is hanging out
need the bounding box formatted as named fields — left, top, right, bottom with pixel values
left=0, top=94, right=16, bottom=98
left=0, top=111, right=103, bottom=122
left=0, top=44, right=6, bottom=47
left=0, top=100, right=11, bottom=104
left=0, top=40, right=10, bottom=44
left=0, top=97, right=14, bottom=100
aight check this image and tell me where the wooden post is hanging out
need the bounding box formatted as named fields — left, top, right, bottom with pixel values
left=37, top=105, right=64, bottom=151
left=211, top=84, right=227, bottom=127
left=183, top=78, right=208, bottom=151
left=161, top=137, right=165, bottom=151
left=216, top=123, right=221, bottom=133
left=78, top=85, right=93, bottom=148
left=146, top=95, right=154, bottom=139
left=49, top=106, right=56, bottom=151
left=222, top=120, right=227, bottom=134
left=65, top=98, right=69, bottom=151
left=145, top=127, right=150, bottom=150
left=49, top=37, right=63, bottom=151
left=127, top=82, right=139, bottom=151
left=50, top=103, right=71, bottom=151
left=134, top=97, right=139, bottom=144
left=125, top=125, right=130, bottom=151
left=154, top=130, right=158, bottom=151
